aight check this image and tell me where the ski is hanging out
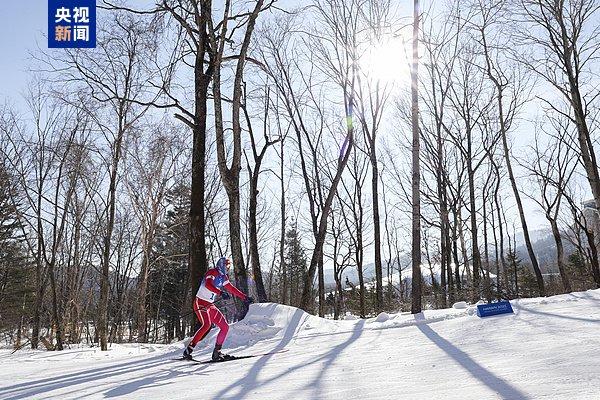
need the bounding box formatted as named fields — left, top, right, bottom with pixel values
left=198, top=348, right=289, bottom=364
left=171, top=356, right=204, bottom=363
left=172, top=348, right=288, bottom=364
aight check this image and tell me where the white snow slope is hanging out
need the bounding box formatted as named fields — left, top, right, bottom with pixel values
left=1, top=290, right=600, bottom=400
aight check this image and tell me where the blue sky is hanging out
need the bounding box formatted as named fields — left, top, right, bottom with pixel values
left=0, top=1, right=555, bottom=235
left=0, top=1, right=48, bottom=103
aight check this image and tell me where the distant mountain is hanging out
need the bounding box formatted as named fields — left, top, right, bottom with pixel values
left=514, top=229, right=575, bottom=273
left=324, top=229, right=571, bottom=287
left=514, top=228, right=552, bottom=247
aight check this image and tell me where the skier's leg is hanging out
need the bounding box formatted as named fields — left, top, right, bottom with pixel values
left=197, top=324, right=213, bottom=342
left=211, top=307, right=229, bottom=346
left=190, top=301, right=212, bottom=346
left=210, top=307, right=230, bottom=360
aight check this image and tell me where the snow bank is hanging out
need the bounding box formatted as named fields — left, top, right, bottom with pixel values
left=2, top=289, right=600, bottom=399
left=374, top=312, right=390, bottom=322
left=217, top=302, right=348, bottom=350
left=453, top=301, right=468, bottom=309
left=227, top=302, right=473, bottom=344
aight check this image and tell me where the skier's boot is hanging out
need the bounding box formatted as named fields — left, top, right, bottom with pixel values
left=212, top=344, right=235, bottom=361
left=212, top=344, right=224, bottom=361
left=182, top=344, right=194, bottom=360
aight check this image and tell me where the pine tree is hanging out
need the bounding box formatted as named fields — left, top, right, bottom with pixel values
left=284, top=226, right=308, bottom=308
left=505, top=250, right=540, bottom=299
left=506, top=250, right=521, bottom=298
left=0, top=162, right=33, bottom=345
left=517, top=265, right=539, bottom=298
left=566, top=251, right=594, bottom=291
left=148, top=184, right=191, bottom=341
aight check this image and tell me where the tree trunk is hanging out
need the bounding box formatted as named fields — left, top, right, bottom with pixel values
left=410, top=0, right=422, bottom=314
left=559, top=22, right=600, bottom=217
left=466, top=153, right=481, bottom=301
left=548, top=218, right=571, bottom=292
left=498, top=94, right=544, bottom=296
left=212, top=0, right=264, bottom=318
left=483, top=198, right=491, bottom=301
left=227, top=186, right=249, bottom=298
left=437, top=178, right=448, bottom=307
left=458, top=209, right=471, bottom=284
left=136, top=240, right=150, bottom=343
left=493, top=166, right=509, bottom=296
left=357, top=244, right=366, bottom=318
left=249, top=164, right=268, bottom=302
left=47, top=261, right=63, bottom=350
left=300, top=135, right=353, bottom=310
left=371, top=151, right=383, bottom=311
left=318, top=257, right=325, bottom=317
left=584, top=230, right=600, bottom=288
left=480, top=28, right=545, bottom=296
left=451, top=207, right=461, bottom=293
left=31, top=268, right=43, bottom=349
left=99, top=116, right=125, bottom=351
left=280, top=139, right=287, bottom=304
left=189, top=40, right=210, bottom=307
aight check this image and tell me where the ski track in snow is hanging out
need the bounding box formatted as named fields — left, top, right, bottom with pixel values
left=1, top=290, right=599, bottom=399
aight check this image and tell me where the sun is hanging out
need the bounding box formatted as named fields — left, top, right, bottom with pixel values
left=359, top=36, right=411, bottom=85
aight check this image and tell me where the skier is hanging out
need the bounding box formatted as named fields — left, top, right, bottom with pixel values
left=183, top=257, right=254, bottom=361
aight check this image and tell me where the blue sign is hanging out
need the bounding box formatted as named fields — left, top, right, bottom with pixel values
left=477, top=301, right=514, bottom=318
left=48, top=0, right=96, bottom=48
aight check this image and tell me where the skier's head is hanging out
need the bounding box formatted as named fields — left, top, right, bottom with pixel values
left=216, top=257, right=230, bottom=275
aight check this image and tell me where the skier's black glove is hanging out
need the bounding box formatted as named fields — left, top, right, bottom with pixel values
left=243, top=296, right=254, bottom=306
left=220, top=290, right=230, bottom=300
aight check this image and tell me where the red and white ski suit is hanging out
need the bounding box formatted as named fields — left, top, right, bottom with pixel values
left=190, top=268, right=247, bottom=347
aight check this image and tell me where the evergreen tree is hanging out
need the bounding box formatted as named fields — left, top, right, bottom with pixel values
left=517, top=265, right=539, bottom=298
left=148, top=184, right=190, bottom=342
left=284, top=225, right=308, bottom=308
left=566, top=251, right=594, bottom=291
left=506, top=249, right=540, bottom=299
left=506, top=250, right=521, bottom=298
left=0, top=162, right=33, bottom=343
left=0, top=164, right=19, bottom=243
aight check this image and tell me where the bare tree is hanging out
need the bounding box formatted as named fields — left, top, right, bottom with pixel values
left=444, top=42, right=497, bottom=300
left=352, top=0, right=395, bottom=312
left=523, top=121, right=576, bottom=292
left=562, top=185, right=600, bottom=288
left=1, top=88, right=88, bottom=350
left=518, top=0, right=600, bottom=221
left=243, top=86, right=281, bottom=303
left=44, top=12, right=160, bottom=349
left=340, top=143, right=370, bottom=317
left=475, top=0, right=545, bottom=296
left=207, top=0, right=273, bottom=317
left=125, top=123, right=183, bottom=342
left=420, top=3, right=465, bottom=305
left=411, top=0, right=422, bottom=313
left=102, top=0, right=218, bottom=312
left=326, top=207, right=352, bottom=319
left=258, top=9, right=354, bottom=314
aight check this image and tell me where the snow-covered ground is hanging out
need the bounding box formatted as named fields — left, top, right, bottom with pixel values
left=1, top=290, right=599, bottom=399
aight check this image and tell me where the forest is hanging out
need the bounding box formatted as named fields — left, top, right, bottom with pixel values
left=1, top=0, right=600, bottom=352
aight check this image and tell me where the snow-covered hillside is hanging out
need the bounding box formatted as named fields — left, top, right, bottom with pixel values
left=1, top=290, right=599, bottom=399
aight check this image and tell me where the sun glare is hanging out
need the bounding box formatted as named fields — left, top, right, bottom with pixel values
left=360, top=36, right=411, bottom=85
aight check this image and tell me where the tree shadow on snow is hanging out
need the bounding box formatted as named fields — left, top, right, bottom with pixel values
left=0, top=351, right=204, bottom=399
left=211, top=307, right=306, bottom=399
left=304, top=319, right=367, bottom=398
left=567, top=291, right=600, bottom=303
left=214, top=315, right=366, bottom=400
left=515, top=303, right=600, bottom=324
left=415, top=315, right=529, bottom=400
left=103, top=364, right=209, bottom=397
